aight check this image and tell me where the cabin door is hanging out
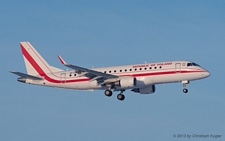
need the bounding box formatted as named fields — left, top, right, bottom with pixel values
left=175, top=63, right=181, bottom=73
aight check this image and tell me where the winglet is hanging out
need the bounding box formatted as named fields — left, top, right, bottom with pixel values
left=57, top=55, right=67, bottom=65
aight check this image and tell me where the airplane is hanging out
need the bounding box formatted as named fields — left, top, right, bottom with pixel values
left=10, top=42, right=210, bottom=101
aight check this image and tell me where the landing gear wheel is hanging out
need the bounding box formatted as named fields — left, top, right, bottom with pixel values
left=183, top=88, right=188, bottom=93
left=105, top=90, right=112, bottom=97
left=117, top=94, right=125, bottom=101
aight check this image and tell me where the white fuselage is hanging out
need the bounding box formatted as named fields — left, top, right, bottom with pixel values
left=24, top=60, right=210, bottom=90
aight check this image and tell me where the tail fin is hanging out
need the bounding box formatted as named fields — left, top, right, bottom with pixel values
left=20, top=42, right=63, bottom=76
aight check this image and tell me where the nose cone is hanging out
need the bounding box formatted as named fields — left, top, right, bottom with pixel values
left=206, top=71, right=211, bottom=77
left=203, top=70, right=211, bottom=78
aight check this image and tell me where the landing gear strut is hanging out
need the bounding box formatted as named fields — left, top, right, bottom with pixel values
left=182, top=80, right=189, bottom=93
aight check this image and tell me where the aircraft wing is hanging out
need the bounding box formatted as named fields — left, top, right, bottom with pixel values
left=10, top=71, right=43, bottom=80
left=64, top=64, right=119, bottom=84
left=57, top=55, right=119, bottom=84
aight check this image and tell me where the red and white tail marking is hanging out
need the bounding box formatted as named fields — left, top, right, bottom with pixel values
left=20, top=42, right=62, bottom=76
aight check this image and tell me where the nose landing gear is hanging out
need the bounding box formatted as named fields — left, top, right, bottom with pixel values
left=182, top=80, right=189, bottom=93
left=183, top=88, right=188, bottom=93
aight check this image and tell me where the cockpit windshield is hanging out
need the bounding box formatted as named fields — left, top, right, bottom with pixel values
left=187, top=63, right=200, bottom=67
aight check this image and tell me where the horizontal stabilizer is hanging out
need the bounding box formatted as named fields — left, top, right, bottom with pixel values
left=10, top=71, right=43, bottom=80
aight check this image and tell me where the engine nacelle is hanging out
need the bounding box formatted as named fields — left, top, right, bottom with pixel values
left=119, top=76, right=136, bottom=88
left=132, top=85, right=156, bottom=94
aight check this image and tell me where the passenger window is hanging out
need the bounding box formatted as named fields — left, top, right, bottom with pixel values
left=125, top=69, right=127, bottom=72
left=114, top=70, right=116, bottom=73
left=135, top=68, right=137, bottom=71
left=149, top=67, right=152, bottom=70
left=140, top=68, right=142, bottom=70
left=109, top=71, right=111, bottom=73
left=130, top=69, right=132, bottom=71
left=120, top=70, right=122, bottom=72
left=155, top=67, right=157, bottom=69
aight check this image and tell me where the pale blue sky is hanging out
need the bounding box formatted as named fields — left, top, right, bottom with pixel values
left=1, top=0, right=224, bottom=141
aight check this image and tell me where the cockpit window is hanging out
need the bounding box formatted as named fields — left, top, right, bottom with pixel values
left=193, top=63, right=200, bottom=66
left=187, top=63, right=200, bottom=66
left=187, top=63, right=193, bottom=66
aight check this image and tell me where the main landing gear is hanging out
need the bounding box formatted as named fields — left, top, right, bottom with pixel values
left=104, top=89, right=112, bottom=97
left=104, top=89, right=125, bottom=101
left=182, top=80, right=189, bottom=93
left=117, top=90, right=125, bottom=101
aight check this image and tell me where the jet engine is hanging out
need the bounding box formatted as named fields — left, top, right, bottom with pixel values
left=132, top=85, right=156, bottom=94
left=119, top=76, right=136, bottom=88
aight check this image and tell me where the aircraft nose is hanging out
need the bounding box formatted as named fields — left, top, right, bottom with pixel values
left=206, top=71, right=211, bottom=77
left=203, top=70, right=211, bottom=78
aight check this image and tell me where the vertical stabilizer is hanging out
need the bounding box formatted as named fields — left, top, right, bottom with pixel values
left=20, top=42, right=62, bottom=76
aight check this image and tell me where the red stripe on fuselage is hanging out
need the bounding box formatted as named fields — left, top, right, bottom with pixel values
left=132, top=70, right=205, bottom=77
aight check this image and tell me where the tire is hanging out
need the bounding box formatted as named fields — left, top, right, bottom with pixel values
left=105, top=90, right=112, bottom=97
left=183, top=89, right=188, bottom=93
left=117, top=94, right=125, bottom=101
